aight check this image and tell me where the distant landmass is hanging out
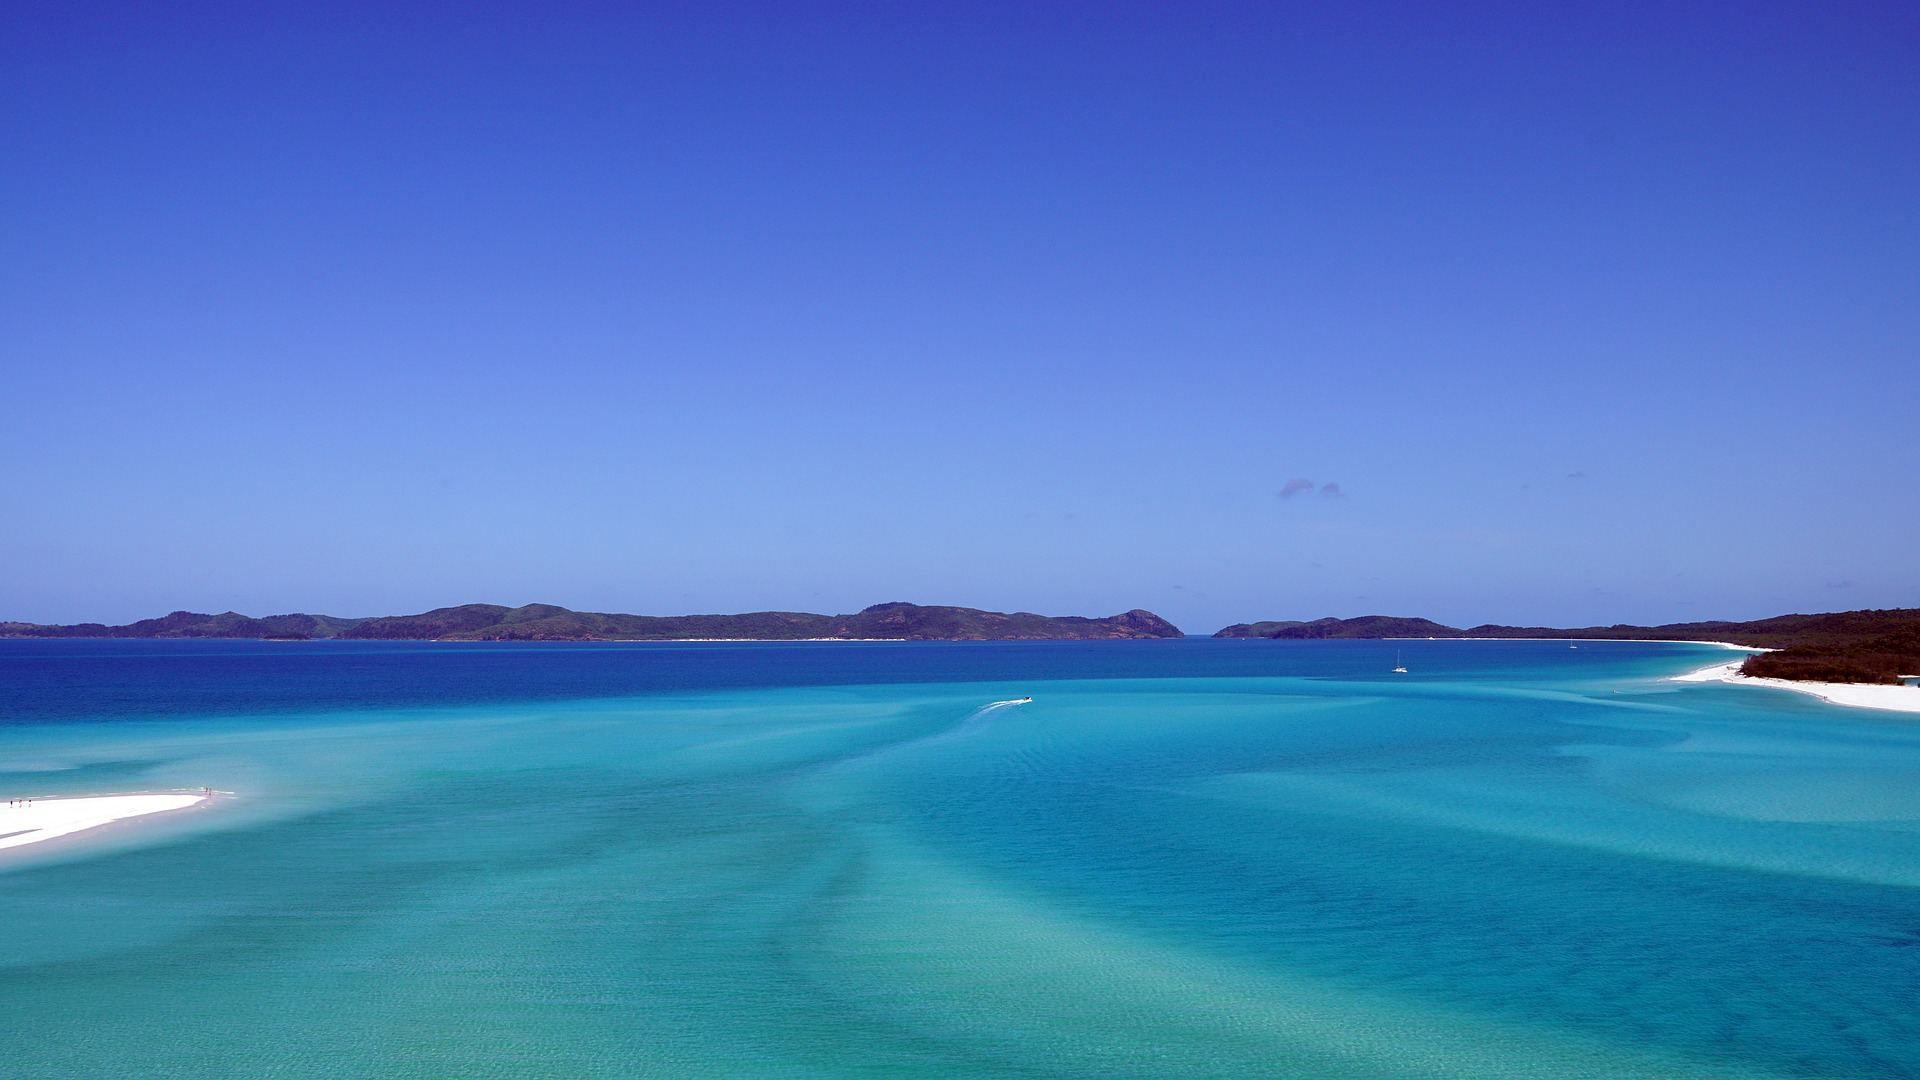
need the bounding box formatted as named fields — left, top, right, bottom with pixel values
left=1214, top=616, right=1463, bottom=640
left=1217, top=609, right=1920, bottom=685
left=11, top=602, right=1915, bottom=683
left=0, top=602, right=1184, bottom=642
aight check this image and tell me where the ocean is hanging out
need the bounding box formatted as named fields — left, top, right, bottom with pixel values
left=2, top=638, right=1917, bottom=1077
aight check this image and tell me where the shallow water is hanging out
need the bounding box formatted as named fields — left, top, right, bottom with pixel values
left=2, top=638, right=1917, bottom=1077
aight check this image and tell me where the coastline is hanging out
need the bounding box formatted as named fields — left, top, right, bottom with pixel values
left=0, top=791, right=211, bottom=853
left=2, top=636, right=1127, bottom=644
left=1395, top=637, right=1920, bottom=716
left=1670, top=660, right=1920, bottom=715
left=1394, top=637, right=1762, bottom=650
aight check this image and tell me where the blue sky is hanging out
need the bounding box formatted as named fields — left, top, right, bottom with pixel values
left=4, top=2, right=1916, bottom=633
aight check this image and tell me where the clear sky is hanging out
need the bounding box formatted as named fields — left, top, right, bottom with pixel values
left=4, top=2, right=1916, bottom=633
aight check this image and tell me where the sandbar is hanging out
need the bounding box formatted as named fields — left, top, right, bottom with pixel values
left=0, top=792, right=210, bottom=852
left=1671, top=661, right=1920, bottom=715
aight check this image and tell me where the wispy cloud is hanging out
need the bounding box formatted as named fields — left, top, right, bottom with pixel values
left=1279, top=478, right=1346, bottom=499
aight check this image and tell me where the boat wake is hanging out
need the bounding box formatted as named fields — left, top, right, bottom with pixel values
left=828, top=698, right=1035, bottom=772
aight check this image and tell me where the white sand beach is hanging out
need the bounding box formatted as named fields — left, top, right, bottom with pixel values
left=1413, top=638, right=1763, bottom=650
left=0, top=792, right=210, bottom=852
left=1671, top=660, right=1920, bottom=715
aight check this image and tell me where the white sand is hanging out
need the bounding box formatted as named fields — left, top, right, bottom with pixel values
left=0, top=792, right=209, bottom=852
left=1671, top=661, right=1920, bottom=715
left=1409, top=637, right=1762, bottom=650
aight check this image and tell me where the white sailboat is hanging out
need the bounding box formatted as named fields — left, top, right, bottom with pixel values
left=1392, top=650, right=1408, bottom=674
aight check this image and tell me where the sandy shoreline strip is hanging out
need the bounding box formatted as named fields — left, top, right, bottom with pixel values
left=0, top=792, right=210, bottom=852
left=1670, top=660, right=1920, bottom=715
left=1398, top=637, right=1762, bottom=650
left=1401, top=637, right=1919, bottom=716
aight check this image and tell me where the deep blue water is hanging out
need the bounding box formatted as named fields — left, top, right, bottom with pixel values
left=2, top=638, right=1918, bottom=1077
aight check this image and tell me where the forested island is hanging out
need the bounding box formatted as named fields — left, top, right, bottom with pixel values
left=11, top=602, right=1916, bottom=683
left=0, top=602, right=1183, bottom=642
left=1215, top=608, right=1920, bottom=685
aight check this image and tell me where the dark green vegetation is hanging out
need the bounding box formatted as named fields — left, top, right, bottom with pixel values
left=1214, top=616, right=1459, bottom=640
left=1216, top=609, right=1920, bottom=685
left=0, top=602, right=1183, bottom=642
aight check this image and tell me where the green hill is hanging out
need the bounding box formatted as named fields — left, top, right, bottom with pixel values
left=2, top=602, right=1184, bottom=642
left=1215, top=609, right=1920, bottom=685
left=1214, top=616, right=1460, bottom=640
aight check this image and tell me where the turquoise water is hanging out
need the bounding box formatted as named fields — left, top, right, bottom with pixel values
left=3, top=638, right=1918, bottom=1077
